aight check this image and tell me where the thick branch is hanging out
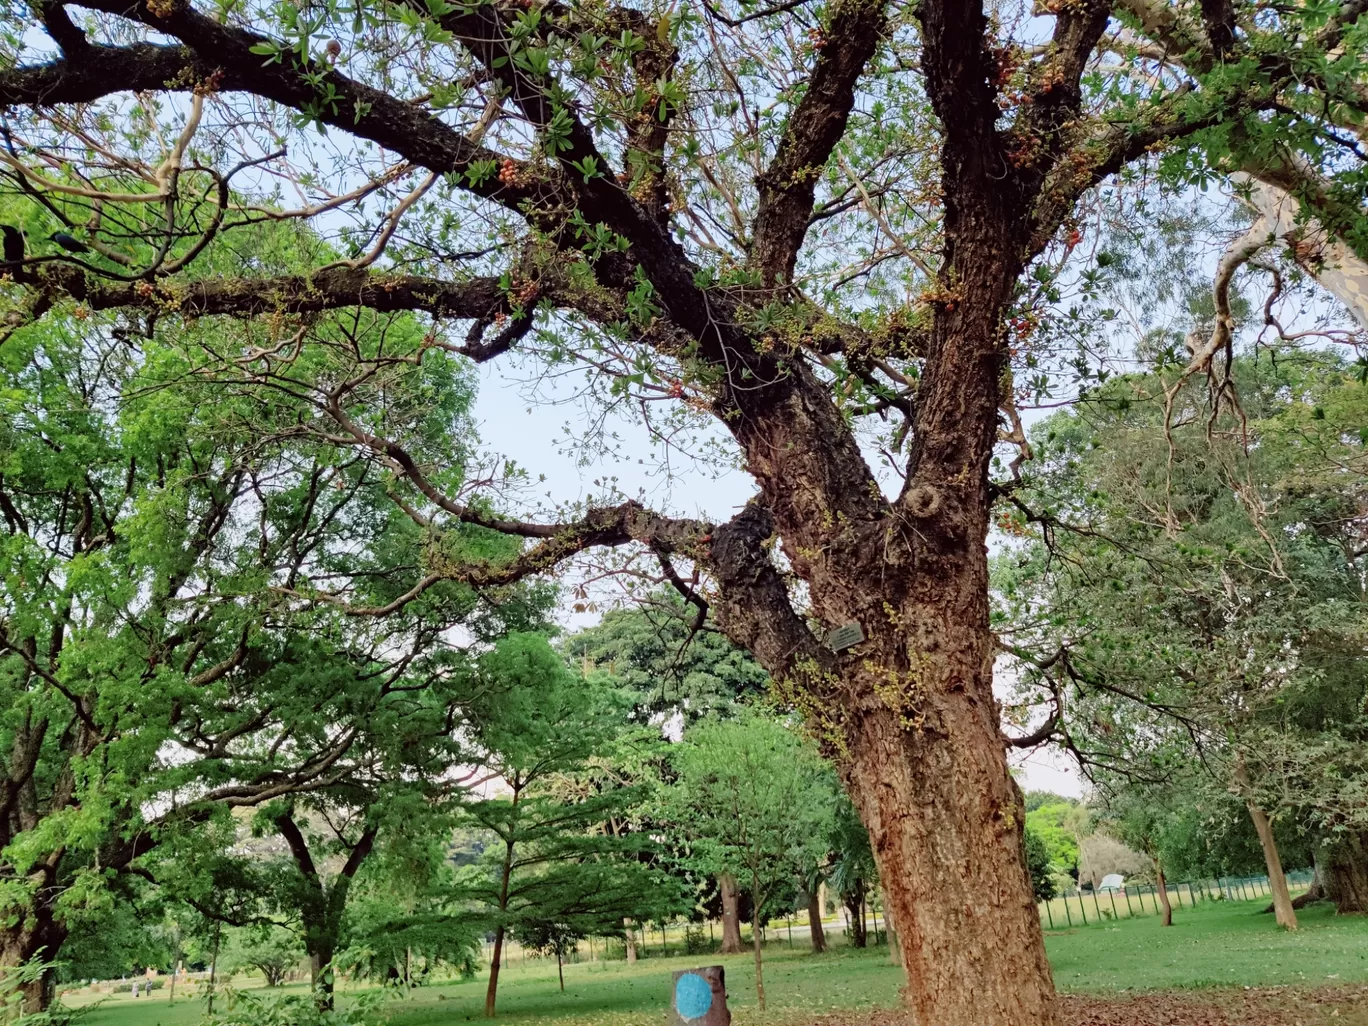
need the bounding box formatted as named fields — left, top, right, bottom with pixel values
left=749, top=0, right=888, bottom=286
left=275, top=809, right=322, bottom=889
left=287, top=501, right=711, bottom=617
left=706, top=500, right=835, bottom=686
left=39, top=263, right=514, bottom=323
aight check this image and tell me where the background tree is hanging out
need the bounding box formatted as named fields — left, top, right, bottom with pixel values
left=564, top=592, right=768, bottom=725
left=222, top=927, right=304, bottom=989
left=668, top=710, right=836, bottom=1009
left=566, top=591, right=767, bottom=954
left=827, top=795, right=876, bottom=950
left=999, top=353, right=1368, bottom=930
left=451, top=632, right=684, bottom=1018
left=1024, top=830, right=1058, bottom=904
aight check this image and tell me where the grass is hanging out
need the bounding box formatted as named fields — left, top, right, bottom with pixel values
left=1048, top=898, right=1368, bottom=992
left=65, top=898, right=1368, bottom=1026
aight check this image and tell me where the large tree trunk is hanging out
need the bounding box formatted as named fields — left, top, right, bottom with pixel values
left=1235, top=757, right=1297, bottom=929
left=622, top=919, right=637, bottom=963
left=1322, top=834, right=1368, bottom=914
left=1152, top=858, right=1173, bottom=927
left=310, top=945, right=334, bottom=1005
left=806, top=889, right=826, bottom=953
left=706, top=160, right=1053, bottom=1022
left=718, top=874, right=743, bottom=954
left=844, top=659, right=1055, bottom=1026
left=0, top=903, right=67, bottom=1013
left=829, top=376, right=1055, bottom=1025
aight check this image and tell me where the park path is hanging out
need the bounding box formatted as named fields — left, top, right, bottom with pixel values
left=1063, top=986, right=1368, bottom=1025
left=807, top=986, right=1368, bottom=1026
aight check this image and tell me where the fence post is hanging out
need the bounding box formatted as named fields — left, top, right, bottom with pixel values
left=1092, top=890, right=1103, bottom=921
left=1045, top=900, right=1054, bottom=929
left=1063, top=895, right=1073, bottom=927
left=1122, top=886, right=1134, bottom=917
left=1148, top=885, right=1159, bottom=914
left=1109, top=890, right=1119, bottom=920
left=1078, top=892, right=1088, bottom=926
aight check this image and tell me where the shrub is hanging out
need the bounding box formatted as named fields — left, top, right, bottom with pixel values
left=683, top=925, right=709, bottom=955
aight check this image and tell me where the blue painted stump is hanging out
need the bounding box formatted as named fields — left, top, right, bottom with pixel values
left=669, top=965, right=729, bottom=1026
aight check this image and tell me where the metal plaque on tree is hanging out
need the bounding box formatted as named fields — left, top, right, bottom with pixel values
left=669, top=966, right=729, bottom=1026
left=825, top=620, right=865, bottom=652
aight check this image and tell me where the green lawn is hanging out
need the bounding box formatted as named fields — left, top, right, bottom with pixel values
left=66, top=899, right=1368, bottom=1026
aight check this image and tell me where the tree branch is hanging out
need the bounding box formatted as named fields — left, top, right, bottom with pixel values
left=38, top=263, right=516, bottom=324
left=749, top=0, right=888, bottom=286
left=57, top=1, right=561, bottom=214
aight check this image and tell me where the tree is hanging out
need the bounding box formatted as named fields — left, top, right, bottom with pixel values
left=451, top=633, right=683, bottom=1018
left=565, top=591, right=768, bottom=725
left=999, top=354, right=1368, bottom=930
left=511, top=921, right=581, bottom=993
left=224, top=927, right=304, bottom=988
left=0, top=281, right=486, bottom=1009
left=1025, top=800, right=1083, bottom=882
left=567, top=592, right=769, bottom=954
left=0, top=205, right=545, bottom=1012
left=1103, top=789, right=1181, bottom=927
left=1024, top=829, right=1057, bottom=903
left=186, top=576, right=551, bottom=1012
left=827, top=795, right=876, bottom=950
left=2, top=2, right=1367, bottom=1020
left=668, top=710, right=835, bottom=1009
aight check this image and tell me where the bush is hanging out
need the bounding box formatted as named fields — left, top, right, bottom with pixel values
left=1025, top=827, right=1057, bottom=901
left=683, top=925, right=709, bottom=956
left=201, top=986, right=385, bottom=1026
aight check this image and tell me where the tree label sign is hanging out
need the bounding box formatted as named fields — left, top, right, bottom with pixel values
left=670, top=966, right=729, bottom=1026
left=825, top=621, right=865, bottom=652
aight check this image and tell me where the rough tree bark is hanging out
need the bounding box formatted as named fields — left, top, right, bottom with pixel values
left=806, top=889, right=826, bottom=953
left=718, top=874, right=743, bottom=954
left=1322, top=834, right=1368, bottom=914
left=622, top=919, right=638, bottom=963
left=0, top=907, right=66, bottom=1014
